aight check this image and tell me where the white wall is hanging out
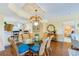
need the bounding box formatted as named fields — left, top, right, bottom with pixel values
left=48, top=16, right=77, bottom=42
left=0, top=16, right=5, bottom=51
left=3, top=17, right=29, bottom=47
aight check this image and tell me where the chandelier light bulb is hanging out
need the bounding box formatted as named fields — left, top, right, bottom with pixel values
left=34, top=22, right=38, bottom=26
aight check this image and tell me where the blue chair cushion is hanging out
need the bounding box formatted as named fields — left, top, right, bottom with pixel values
left=17, top=44, right=29, bottom=54
left=30, top=44, right=40, bottom=53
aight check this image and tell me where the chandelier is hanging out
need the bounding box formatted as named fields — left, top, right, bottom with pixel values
left=30, top=9, right=42, bottom=26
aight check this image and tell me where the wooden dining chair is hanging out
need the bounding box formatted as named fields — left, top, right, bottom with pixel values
left=46, top=38, right=52, bottom=56
left=39, top=41, right=47, bottom=56
left=8, top=37, right=19, bottom=55
left=38, top=38, right=50, bottom=56
left=8, top=36, right=29, bottom=56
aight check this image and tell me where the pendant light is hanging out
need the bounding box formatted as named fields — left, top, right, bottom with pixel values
left=33, top=9, right=39, bottom=26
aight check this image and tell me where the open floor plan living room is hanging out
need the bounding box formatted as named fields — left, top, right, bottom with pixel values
left=0, top=3, right=79, bottom=56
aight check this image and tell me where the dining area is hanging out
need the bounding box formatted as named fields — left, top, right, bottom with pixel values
left=8, top=30, right=53, bottom=56
left=2, top=4, right=57, bottom=56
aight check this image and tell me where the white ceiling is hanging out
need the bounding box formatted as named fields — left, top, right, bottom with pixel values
left=38, top=3, right=79, bottom=18
left=0, top=3, right=79, bottom=20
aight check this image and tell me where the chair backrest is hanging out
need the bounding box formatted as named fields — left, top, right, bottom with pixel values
left=8, top=37, right=18, bottom=55
left=39, top=38, right=48, bottom=56
left=18, top=34, right=23, bottom=42
left=46, top=38, right=52, bottom=49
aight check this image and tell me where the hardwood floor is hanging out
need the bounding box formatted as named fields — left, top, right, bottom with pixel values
left=0, top=47, right=12, bottom=56
left=0, top=41, right=71, bottom=56
left=50, top=41, right=71, bottom=56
